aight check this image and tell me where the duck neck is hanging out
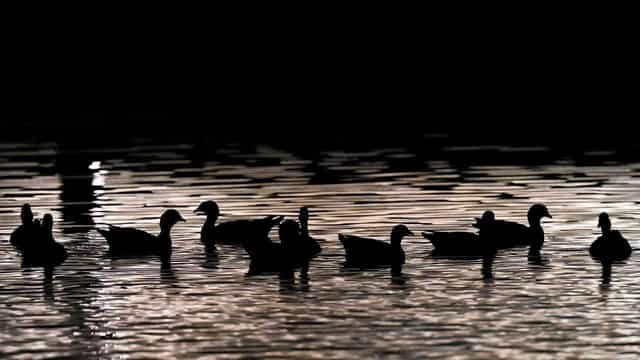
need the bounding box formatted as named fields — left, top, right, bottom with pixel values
left=205, top=214, right=218, bottom=228
left=300, top=217, right=309, bottom=238
left=390, top=235, right=403, bottom=249
left=159, top=225, right=173, bottom=244
left=528, top=215, right=542, bottom=230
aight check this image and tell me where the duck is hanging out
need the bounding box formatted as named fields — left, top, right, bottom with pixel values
left=10, top=204, right=40, bottom=252
left=280, top=218, right=321, bottom=270
left=243, top=234, right=287, bottom=276
left=474, top=204, right=552, bottom=252
left=194, top=200, right=283, bottom=248
left=298, top=207, right=322, bottom=258
left=22, top=214, right=68, bottom=267
left=339, top=225, right=413, bottom=267
left=423, top=211, right=495, bottom=256
left=589, top=213, right=632, bottom=260
left=97, top=209, right=185, bottom=256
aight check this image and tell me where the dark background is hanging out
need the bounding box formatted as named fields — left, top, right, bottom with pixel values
left=1, top=12, right=634, bottom=148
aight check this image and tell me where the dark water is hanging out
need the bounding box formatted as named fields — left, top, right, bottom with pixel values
left=1, top=139, right=640, bottom=359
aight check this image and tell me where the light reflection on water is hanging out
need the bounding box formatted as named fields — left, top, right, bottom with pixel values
left=1, top=139, right=640, bottom=359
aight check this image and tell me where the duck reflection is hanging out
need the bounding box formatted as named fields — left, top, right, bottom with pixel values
left=481, top=253, right=495, bottom=283
left=600, top=259, right=612, bottom=285
left=202, top=248, right=220, bottom=270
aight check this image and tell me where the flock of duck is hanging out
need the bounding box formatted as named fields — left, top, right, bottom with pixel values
left=8, top=201, right=633, bottom=278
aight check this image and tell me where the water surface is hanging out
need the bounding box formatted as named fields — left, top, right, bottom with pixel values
left=1, top=139, right=639, bottom=359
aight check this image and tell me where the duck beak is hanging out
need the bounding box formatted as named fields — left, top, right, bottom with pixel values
left=407, top=230, right=415, bottom=236
left=597, top=219, right=602, bottom=228
left=545, top=211, right=552, bottom=219
left=179, top=215, right=186, bottom=222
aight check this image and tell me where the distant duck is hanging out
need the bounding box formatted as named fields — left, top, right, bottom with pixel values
left=474, top=204, right=552, bottom=252
left=423, top=211, right=496, bottom=256
left=590, top=213, right=632, bottom=260
left=22, top=214, right=68, bottom=267
left=298, top=207, right=322, bottom=258
left=97, top=209, right=185, bottom=256
left=10, top=204, right=39, bottom=251
left=194, top=200, right=283, bottom=248
left=339, top=225, right=413, bottom=267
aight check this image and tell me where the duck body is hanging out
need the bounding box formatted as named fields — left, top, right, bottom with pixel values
left=340, top=234, right=405, bottom=267
left=475, top=204, right=551, bottom=252
left=245, top=240, right=289, bottom=275
left=339, top=225, right=412, bottom=268
left=98, top=226, right=169, bottom=255
left=97, top=209, right=185, bottom=257
left=195, top=201, right=282, bottom=248
left=10, top=223, right=40, bottom=252
left=589, top=213, right=632, bottom=260
left=22, top=241, right=68, bottom=267
left=425, top=211, right=495, bottom=256
left=207, top=216, right=282, bottom=245
left=423, top=231, right=484, bottom=256
left=590, top=231, right=632, bottom=260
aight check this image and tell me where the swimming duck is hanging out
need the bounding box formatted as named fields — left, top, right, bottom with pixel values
left=423, top=211, right=495, bottom=256
left=589, top=213, right=632, bottom=260
left=10, top=204, right=40, bottom=251
left=97, top=209, right=185, bottom=256
left=298, top=207, right=322, bottom=257
left=339, top=225, right=413, bottom=267
left=22, top=214, right=68, bottom=267
left=244, top=235, right=287, bottom=276
left=194, top=200, right=283, bottom=247
left=474, top=204, right=552, bottom=251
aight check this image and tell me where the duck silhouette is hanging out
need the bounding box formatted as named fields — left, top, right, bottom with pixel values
left=244, top=236, right=287, bottom=276
left=474, top=204, right=552, bottom=252
left=10, top=204, right=40, bottom=251
left=97, top=209, right=185, bottom=257
left=298, top=207, right=322, bottom=257
left=589, top=213, right=632, bottom=260
left=280, top=218, right=322, bottom=276
left=423, top=211, right=495, bottom=256
left=339, top=225, right=413, bottom=268
left=22, top=214, right=68, bottom=267
left=194, top=200, right=283, bottom=248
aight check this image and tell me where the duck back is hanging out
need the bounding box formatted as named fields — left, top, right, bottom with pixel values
left=339, top=234, right=403, bottom=267
left=423, top=231, right=484, bottom=256
left=98, top=226, right=160, bottom=254
left=590, top=231, right=632, bottom=260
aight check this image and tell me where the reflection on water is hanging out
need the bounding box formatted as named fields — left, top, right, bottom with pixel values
left=2, top=139, right=640, bottom=359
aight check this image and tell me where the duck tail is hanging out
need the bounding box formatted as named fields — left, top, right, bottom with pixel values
left=422, top=231, right=434, bottom=240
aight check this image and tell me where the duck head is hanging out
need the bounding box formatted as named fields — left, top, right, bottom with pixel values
left=279, top=219, right=301, bottom=245
left=390, top=225, right=414, bottom=246
left=194, top=201, right=220, bottom=221
left=478, top=210, right=495, bottom=225
left=42, top=214, right=53, bottom=233
left=597, top=212, right=612, bottom=234
left=528, top=204, right=552, bottom=227
left=160, top=209, right=186, bottom=232
left=299, top=207, right=309, bottom=223
left=21, top=204, right=33, bottom=226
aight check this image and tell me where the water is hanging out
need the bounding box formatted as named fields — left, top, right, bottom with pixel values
left=1, top=139, right=640, bottom=359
